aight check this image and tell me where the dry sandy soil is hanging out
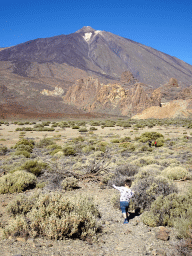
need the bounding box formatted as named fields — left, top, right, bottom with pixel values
left=0, top=120, right=191, bottom=256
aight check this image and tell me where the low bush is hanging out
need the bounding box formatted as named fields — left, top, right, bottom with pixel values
left=34, top=127, right=55, bottom=131
left=72, top=125, right=80, bottom=129
left=111, top=138, right=120, bottom=143
left=36, top=137, right=54, bottom=148
left=46, top=144, right=62, bottom=150
left=82, top=145, right=95, bottom=154
left=95, top=141, right=107, bottom=152
left=42, top=121, right=51, bottom=126
left=132, top=176, right=177, bottom=212
left=58, top=121, right=70, bottom=128
left=119, top=142, right=135, bottom=152
left=139, top=132, right=164, bottom=143
left=21, top=160, right=47, bottom=176
left=14, top=139, right=35, bottom=153
left=101, top=120, right=116, bottom=127
left=142, top=188, right=192, bottom=234
left=72, top=136, right=85, bottom=143
left=15, top=150, right=31, bottom=158
left=0, top=146, right=8, bottom=155
left=79, top=128, right=88, bottom=132
left=140, top=145, right=153, bottom=152
left=4, top=192, right=100, bottom=240
left=61, top=177, right=78, bottom=191
left=116, top=164, right=138, bottom=177
left=90, top=126, right=98, bottom=131
left=152, top=137, right=164, bottom=147
left=63, top=146, right=76, bottom=156
left=120, top=137, right=131, bottom=142
left=161, top=166, right=189, bottom=180
left=0, top=171, right=36, bottom=194
left=89, top=121, right=100, bottom=126
left=76, top=121, right=86, bottom=126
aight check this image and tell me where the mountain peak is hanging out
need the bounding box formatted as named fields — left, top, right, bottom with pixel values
left=76, top=26, right=96, bottom=33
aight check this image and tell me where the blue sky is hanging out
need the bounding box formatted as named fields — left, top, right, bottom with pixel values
left=1, top=0, right=192, bottom=65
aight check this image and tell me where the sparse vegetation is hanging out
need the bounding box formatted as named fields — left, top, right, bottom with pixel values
left=0, top=118, right=192, bottom=254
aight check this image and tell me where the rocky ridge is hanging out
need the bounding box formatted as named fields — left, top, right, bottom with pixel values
left=63, top=75, right=161, bottom=116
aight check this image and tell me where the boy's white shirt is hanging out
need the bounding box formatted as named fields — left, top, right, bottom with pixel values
left=113, top=184, right=134, bottom=202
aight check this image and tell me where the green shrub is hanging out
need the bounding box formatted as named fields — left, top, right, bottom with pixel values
left=42, top=121, right=51, bottom=126
left=119, top=142, right=135, bottom=152
left=7, top=194, right=35, bottom=216
left=34, top=127, right=55, bottom=131
left=116, top=164, right=138, bottom=177
left=142, top=188, right=192, bottom=231
left=15, top=150, right=31, bottom=158
left=62, top=177, right=78, bottom=191
left=0, top=146, right=8, bottom=155
left=161, top=166, right=189, bottom=180
left=120, top=137, right=131, bottom=142
left=36, top=137, right=54, bottom=148
left=139, top=132, right=164, bottom=143
left=4, top=192, right=100, bottom=240
left=90, top=126, right=98, bottom=131
left=102, top=120, right=116, bottom=127
left=122, top=123, right=131, bottom=128
left=34, top=123, right=44, bottom=128
left=46, top=144, right=62, bottom=150
left=95, top=141, right=107, bottom=152
left=111, top=138, right=120, bottom=143
left=72, top=136, right=85, bottom=143
left=72, top=125, right=80, bottom=129
left=89, top=121, right=100, bottom=126
left=14, top=139, right=34, bottom=153
left=132, top=176, right=177, bottom=212
left=82, top=145, right=95, bottom=154
left=58, top=121, right=70, bottom=128
left=21, top=160, right=47, bottom=176
left=76, top=121, right=86, bottom=126
left=0, top=171, right=36, bottom=194
left=152, top=137, right=164, bottom=147
left=140, top=145, right=152, bottom=152
left=50, top=149, right=63, bottom=156
left=174, top=208, right=192, bottom=239
left=36, top=182, right=47, bottom=189
left=79, top=128, right=88, bottom=132
left=63, top=146, right=76, bottom=156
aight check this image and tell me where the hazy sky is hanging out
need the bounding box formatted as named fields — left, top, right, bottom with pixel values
left=1, top=0, right=192, bottom=65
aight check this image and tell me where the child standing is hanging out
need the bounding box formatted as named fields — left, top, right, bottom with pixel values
left=113, top=179, right=134, bottom=224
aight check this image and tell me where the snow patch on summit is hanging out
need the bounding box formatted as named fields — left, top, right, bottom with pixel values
left=83, top=30, right=102, bottom=42
left=83, top=32, right=92, bottom=42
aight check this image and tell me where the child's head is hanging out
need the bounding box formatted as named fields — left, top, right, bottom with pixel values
left=124, top=179, right=132, bottom=187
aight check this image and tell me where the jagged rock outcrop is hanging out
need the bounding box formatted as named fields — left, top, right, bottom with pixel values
left=120, top=71, right=138, bottom=86
left=155, top=78, right=192, bottom=104
left=177, top=86, right=192, bottom=100
left=63, top=75, right=161, bottom=116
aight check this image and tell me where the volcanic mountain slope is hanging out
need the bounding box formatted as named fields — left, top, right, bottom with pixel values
left=0, top=26, right=192, bottom=88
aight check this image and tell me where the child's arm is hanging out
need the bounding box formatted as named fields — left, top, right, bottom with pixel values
left=112, top=184, right=123, bottom=192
